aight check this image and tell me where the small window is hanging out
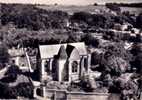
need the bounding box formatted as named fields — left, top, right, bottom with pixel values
left=72, top=61, right=78, bottom=73
left=21, top=64, right=25, bottom=67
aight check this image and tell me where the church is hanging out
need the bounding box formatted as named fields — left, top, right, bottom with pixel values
left=37, top=42, right=91, bottom=82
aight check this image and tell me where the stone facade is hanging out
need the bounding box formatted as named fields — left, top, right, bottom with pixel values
left=37, top=42, right=91, bottom=82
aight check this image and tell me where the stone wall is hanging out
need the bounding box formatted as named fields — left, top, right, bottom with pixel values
left=34, top=88, right=121, bottom=100
left=67, top=92, right=120, bottom=100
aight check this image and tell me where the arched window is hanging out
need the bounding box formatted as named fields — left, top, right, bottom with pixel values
left=44, top=60, right=50, bottom=72
left=84, top=57, right=88, bottom=71
left=36, top=88, right=42, bottom=96
left=72, top=61, right=78, bottom=73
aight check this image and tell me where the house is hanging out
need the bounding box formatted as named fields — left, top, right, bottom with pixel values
left=37, top=42, right=91, bottom=82
left=8, top=48, right=29, bottom=71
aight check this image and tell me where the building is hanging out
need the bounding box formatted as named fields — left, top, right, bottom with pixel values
left=8, top=47, right=32, bottom=71
left=37, top=42, right=91, bottom=82
left=8, top=48, right=27, bottom=68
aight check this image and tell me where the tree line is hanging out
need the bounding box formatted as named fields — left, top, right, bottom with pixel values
left=1, top=3, right=142, bottom=31
left=106, top=3, right=142, bottom=8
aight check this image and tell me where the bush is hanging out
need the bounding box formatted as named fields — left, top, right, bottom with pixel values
left=0, top=82, right=17, bottom=99
left=80, top=75, right=96, bottom=92
left=0, top=65, right=21, bottom=83
left=15, top=83, right=33, bottom=98
left=0, top=42, right=9, bottom=64
left=105, top=3, right=121, bottom=13
left=0, top=82, right=33, bottom=99
left=136, top=13, right=142, bottom=29
left=82, top=34, right=100, bottom=47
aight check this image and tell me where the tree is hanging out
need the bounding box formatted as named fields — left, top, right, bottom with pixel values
left=131, top=43, right=142, bottom=56
left=0, top=82, right=33, bottom=99
left=109, top=77, right=138, bottom=100
left=1, top=4, right=69, bottom=30
left=91, top=52, right=102, bottom=66
left=131, top=43, right=142, bottom=73
left=100, top=43, right=131, bottom=75
left=105, top=3, right=121, bottom=13
left=15, top=83, right=33, bottom=98
left=82, top=33, right=100, bottom=47
left=0, top=42, right=9, bottom=64
left=136, top=13, right=142, bottom=29
left=104, top=42, right=132, bottom=62
left=132, top=53, right=142, bottom=73
left=101, top=55, right=129, bottom=76
left=0, top=82, right=17, bottom=99
left=1, top=65, right=21, bottom=83
left=71, top=12, right=92, bottom=24
left=93, top=3, right=98, bottom=6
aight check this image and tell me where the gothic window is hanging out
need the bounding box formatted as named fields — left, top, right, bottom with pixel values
left=44, top=60, right=50, bottom=72
left=72, top=61, right=78, bottom=73
left=84, top=57, right=88, bottom=71
left=36, top=88, right=42, bottom=96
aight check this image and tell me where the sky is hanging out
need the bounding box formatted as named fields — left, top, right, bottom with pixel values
left=1, top=0, right=142, bottom=5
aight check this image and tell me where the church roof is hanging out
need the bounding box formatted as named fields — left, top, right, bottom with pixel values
left=39, top=42, right=87, bottom=59
left=66, top=45, right=80, bottom=60
left=57, top=45, right=68, bottom=59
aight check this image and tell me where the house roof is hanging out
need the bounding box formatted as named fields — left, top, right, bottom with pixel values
left=8, top=48, right=25, bottom=57
left=39, top=42, right=87, bottom=59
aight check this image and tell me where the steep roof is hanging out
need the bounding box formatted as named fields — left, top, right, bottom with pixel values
left=68, top=48, right=80, bottom=60
left=66, top=45, right=80, bottom=60
left=57, top=45, right=68, bottom=59
left=39, top=42, right=87, bottom=59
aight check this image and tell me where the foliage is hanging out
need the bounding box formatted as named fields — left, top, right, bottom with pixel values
left=133, top=53, right=142, bottom=73
left=1, top=4, right=69, bottom=30
left=71, top=12, right=92, bottom=24
left=0, top=28, right=70, bottom=48
left=0, top=82, right=17, bottom=99
left=105, top=3, right=121, bottom=12
left=0, top=42, right=9, bottom=64
left=136, top=13, right=142, bottom=29
left=115, top=3, right=142, bottom=8
left=67, top=32, right=81, bottom=42
left=15, top=82, right=33, bottom=98
left=80, top=75, right=96, bottom=92
left=91, top=52, right=102, bottom=66
left=131, top=43, right=142, bottom=56
left=0, top=65, right=21, bottom=83
left=131, top=43, right=142, bottom=73
left=99, top=42, right=132, bottom=76
left=81, top=33, right=100, bottom=47
left=0, top=81, right=33, bottom=99
left=104, top=42, right=132, bottom=62
left=115, top=78, right=138, bottom=100
left=0, top=3, right=141, bottom=99
left=101, top=56, right=128, bottom=76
